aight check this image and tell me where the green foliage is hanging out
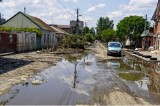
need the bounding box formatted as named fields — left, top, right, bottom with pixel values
left=62, top=34, right=85, bottom=49
left=96, top=17, right=114, bottom=36
left=83, top=26, right=90, bottom=35
left=84, top=33, right=95, bottom=43
left=0, top=27, right=42, bottom=36
left=90, top=27, right=96, bottom=36
left=101, top=29, right=116, bottom=42
left=119, top=73, right=144, bottom=81
left=116, top=15, right=150, bottom=44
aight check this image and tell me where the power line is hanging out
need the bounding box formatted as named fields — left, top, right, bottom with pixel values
left=56, top=0, right=76, bottom=17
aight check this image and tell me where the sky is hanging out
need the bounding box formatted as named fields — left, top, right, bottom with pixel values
left=0, top=0, right=158, bottom=28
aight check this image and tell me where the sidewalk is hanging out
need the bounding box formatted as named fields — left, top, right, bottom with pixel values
left=128, top=50, right=160, bottom=61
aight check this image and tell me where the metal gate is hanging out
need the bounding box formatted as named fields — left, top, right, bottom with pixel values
left=0, top=32, right=17, bottom=53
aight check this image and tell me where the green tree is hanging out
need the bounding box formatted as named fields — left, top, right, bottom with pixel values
left=84, top=33, right=95, bottom=43
left=90, top=27, right=96, bottom=36
left=82, top=26, right=90, bottom=35
left=101, top=28, right=116, bottom=42
left=96, top=17, right=114, bottom=37
left=116, top=15, right=150, bottom=47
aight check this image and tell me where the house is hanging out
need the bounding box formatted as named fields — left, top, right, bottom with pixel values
left=1, top=12, right=56, bottom=49
left=141, top=27, right=154, bottom=50
left=152, top=0, right=160, bottom=50
left=55, top=24, right=72, bottom=34
left=0, top=31, right=37, bottom=53
left=49, top=25, right=70, bottom=45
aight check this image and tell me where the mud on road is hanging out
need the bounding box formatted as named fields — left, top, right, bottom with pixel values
left=0, top=43, right=160, bottom=105
left=92, top=43, right=160, bottom=105
left=0, top=50, right=65, bottom=95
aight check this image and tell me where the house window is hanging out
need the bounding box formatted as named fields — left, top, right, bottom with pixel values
left=47, top=34, right=49, bottom=43
left=44, top=34, right=46, bottom=43
left=9, top=35, right=13, bottom=43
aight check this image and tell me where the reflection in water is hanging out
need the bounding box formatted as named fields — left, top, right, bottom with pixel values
left=122, top=54, right=160, bottom=93
left=105, top=54, right=160, bottom=93
left=0, top=54, right=96, bottom=105
left=73, top=63, right=78, bottom=88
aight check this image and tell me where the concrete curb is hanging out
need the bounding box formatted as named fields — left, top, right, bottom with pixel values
left=125, top=51, right=159, bottom=62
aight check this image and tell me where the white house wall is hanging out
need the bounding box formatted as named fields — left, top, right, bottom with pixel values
left=2, top=13, right=39, bottom=28
left=16, top=32, right=36, bottom=52
left=41, top=30, right=56, bottom=48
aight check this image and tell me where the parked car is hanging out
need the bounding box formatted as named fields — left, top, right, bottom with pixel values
left=107, top=42, right=122, bottom=56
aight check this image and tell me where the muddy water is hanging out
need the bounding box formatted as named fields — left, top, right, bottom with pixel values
left=0, top=53, right=160, bottom=105
left=105, top=53, right=160, bottom=93
left=0, top=54, right=101, bottom=105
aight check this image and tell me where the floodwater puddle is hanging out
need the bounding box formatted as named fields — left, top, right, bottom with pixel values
left=104, top=54, right=160, bottom=93
left=0, top=53, right=101, bottom=105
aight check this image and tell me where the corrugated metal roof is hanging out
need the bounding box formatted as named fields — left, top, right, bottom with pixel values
left=50, top=25, right=70, bottom=35
left=141, top=30, right=153, bottom=37
left=23, top=13, right=55, bottom=31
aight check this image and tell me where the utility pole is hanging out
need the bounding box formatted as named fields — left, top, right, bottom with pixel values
left=0, top=13, right=1, bottom=25
left=76, top=8, right=79, bottom=35
left=0, top=0, right=2, bottom=25
left=144, top=14, right=147, bottom=34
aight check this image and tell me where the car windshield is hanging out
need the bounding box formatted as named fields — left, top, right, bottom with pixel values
left=109, top=43, right=121, bottom=47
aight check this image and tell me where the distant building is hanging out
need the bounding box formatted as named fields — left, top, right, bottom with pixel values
left=0, top=18, right=6, bottom=24
left=70, top=20, right=84, bottom=30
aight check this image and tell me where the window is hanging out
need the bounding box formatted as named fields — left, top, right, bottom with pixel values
left=9, top=35, right=13, bottom=43
left=44, top=34, right=46, bottom=43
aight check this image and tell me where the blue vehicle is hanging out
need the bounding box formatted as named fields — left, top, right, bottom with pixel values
left=107, top=42, right=122, bottom=56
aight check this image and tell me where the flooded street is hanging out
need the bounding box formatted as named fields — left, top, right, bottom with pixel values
left=0, top=51, right=160, bottom=105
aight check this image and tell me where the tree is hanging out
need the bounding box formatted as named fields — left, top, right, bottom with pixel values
left=101, top=28, right=116, bottom=42
left=116, top=15, right=150, bottom=47
left=84, top=33, right=95, bottom=43
left=96, top=17, right=114, bottom=37
left=90, top=27, right=96, bottom=36
left=82, top=26, right=90, bottom=35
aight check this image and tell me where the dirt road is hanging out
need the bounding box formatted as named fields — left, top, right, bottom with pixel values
left=91, top=43, right=160, bottom=105
left=0, top=51, right=64, bottom=95
left=0, top=43, right=160, bottom=105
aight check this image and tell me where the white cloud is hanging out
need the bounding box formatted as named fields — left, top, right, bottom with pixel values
left=107, top=11, right=124, bottom=19
left=0, top=0, right=75, bottom=25
left=80, top=16, right=94, bottom=22
left=87, top=3, right=106, bottom=12
left=64, top=0, right=79, bottom=3
left=121, top=0, right=157, bottom=11
left=1, top=1, right=16, bottom=7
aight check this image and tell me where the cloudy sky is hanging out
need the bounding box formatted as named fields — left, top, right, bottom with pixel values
left=0, top=0, right=158, bottom=28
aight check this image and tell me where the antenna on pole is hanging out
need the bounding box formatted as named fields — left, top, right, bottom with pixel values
left=24, top=7, right=26, bottom=14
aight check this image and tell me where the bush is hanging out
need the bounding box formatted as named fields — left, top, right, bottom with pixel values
left=62, top=35, right=86, bottom=49
left=84, top=33, right=95, bottom=43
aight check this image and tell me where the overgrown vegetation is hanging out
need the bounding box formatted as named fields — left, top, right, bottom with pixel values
left=61, top=34, right=95, bottom=49
left=0, top=27, right=42, bottom=36
left=62, top=35, right=85, bottom=49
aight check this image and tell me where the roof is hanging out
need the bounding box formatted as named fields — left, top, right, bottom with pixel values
left=50, top=25, right=70, bottom=35
left=141, top=30, right=153, bottom=37
left=56, top=25, right=71, bottom=29
left=2, top=12, right=55, bottom=31
left=152, top=0, right=160, bottom=20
